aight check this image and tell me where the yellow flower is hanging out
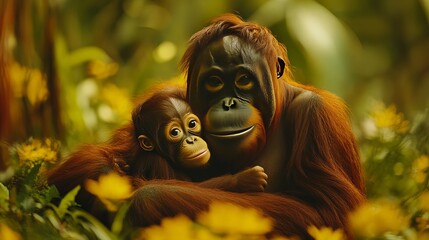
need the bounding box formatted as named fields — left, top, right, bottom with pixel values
left=419, top=191, right=429, bottom=211
left=100, top=83, right=132, bottom=122
left=26, top=68, right=49, bottom=106
left=194, top=227, right=223, bottom=240
left=140, top=215, right=196, bottom=240
left=349, top=200, right=409, bottom=238
left=153, top=41, right=177, bottom=63
left=8, top=62, right=49, bottom=106
left=16, top=138, right=59, bottom=166
left=270, top=236, right=298, bottom=240
left=412, top=155, right=429, bottom=183
left=370, top=103, right=409, bottom=133
left=197, top=201, right=272, bottom=235
left=87, top=59, right=118, bottom=80
left=138, top=215, right=227, bottom=240
left=307, top=226, right=344, bottom=240
left=0, top=223, right=21, bottom=240
left=85, top=172, right=133, bottom=211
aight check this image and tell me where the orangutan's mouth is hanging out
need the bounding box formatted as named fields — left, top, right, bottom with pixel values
left=207, top=125, right=254, bottom=138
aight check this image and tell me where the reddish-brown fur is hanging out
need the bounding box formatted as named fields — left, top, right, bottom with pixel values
left=48, top=15, right=365, bottom=240
left=141, top=14, right=363, bottom=239
left=129, top=179, right=323, bottom=238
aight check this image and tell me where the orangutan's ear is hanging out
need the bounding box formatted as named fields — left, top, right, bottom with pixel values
left=276, top=57, right=285, bottom=79
left=138, top=135, right=154, bottom=151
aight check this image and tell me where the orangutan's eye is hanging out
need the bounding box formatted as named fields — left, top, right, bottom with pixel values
left=235, top=73, right=254, bottom=90
left=205, top=76, right=224, bottom=92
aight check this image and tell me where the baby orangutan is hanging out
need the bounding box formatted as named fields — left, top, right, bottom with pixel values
left=129, top=85, right=268, bottom=192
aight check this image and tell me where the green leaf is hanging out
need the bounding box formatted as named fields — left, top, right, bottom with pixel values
left=46, top=186, right=60, bottom=203
left=16, top=163, right=42, bottom=209
left=68, top=47, right=111, bottom=66
left=111, top=202, right=131, bottom=236
left=57, top=185, right=81, bottom=219
left=33, top=185, right=61, bottom=206
left=249, top=0, right=289, bottom=26
left=44, top=208, right=62, bottom=230
left=71, top=209, right=116, bottom=240
left=283, top=0, right=360, bottom=97
left=0, top=182, right=9, bottom=200
left=23, top=163, right=42, bottom=186
left=0, top=182, right=9, bottom=208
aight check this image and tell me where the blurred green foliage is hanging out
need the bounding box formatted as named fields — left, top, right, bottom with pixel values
left=2, top=0, right=429, bottom=150
left=1, top=1, right=429, bottom=239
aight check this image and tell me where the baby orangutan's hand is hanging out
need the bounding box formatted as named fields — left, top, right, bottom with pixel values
left=233, top=166, right=268, bottom=192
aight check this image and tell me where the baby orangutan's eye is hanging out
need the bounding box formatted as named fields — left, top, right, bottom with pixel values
left=188, top=120, right=197, bottom=129
left=170, top=128, right=182, bottom=137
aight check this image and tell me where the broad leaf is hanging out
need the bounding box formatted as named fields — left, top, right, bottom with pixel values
left=57, top=185, right=81, bottom=218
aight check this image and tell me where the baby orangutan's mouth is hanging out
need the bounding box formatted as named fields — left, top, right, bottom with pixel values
left=186, top=149, right=209, bottom=160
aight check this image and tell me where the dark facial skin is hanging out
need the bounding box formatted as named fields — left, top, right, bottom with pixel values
left=188, top=36, right=275, bottom=170
left=137, top=97, right=211, bottom=169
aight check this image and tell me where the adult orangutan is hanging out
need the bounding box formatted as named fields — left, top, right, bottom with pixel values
left=47, top=84, right=267, bottom=221
left=129, top=14, right=365, bottom=239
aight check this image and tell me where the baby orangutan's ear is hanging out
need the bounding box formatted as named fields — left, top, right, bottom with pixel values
left=138, top=135, right=154, bottom=151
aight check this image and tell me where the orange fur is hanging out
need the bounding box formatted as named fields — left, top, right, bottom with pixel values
left=178, top=14, right=365, bottom=239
